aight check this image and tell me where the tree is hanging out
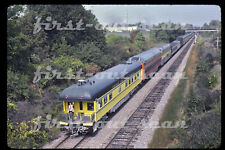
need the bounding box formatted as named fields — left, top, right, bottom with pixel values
left=7, top=70, right=35, bottom=102
left=134, top=31, right=147, bottom=52
left=7, top=118, right=51, bottom=149
left=202, top=23, right=209, bottom=29
left=27, top=5, right=106, bottom=51
left=184, top=24, right=193, bottom=29
left=106, top=34, right=126, bottom=46
left=7, top=6, right=34, bottom=73
left=149, top=22, right=185, bottom=42
left=7, top=5, right=111, bottom=148
left=208, top=20, right=221, bottom=29
left=130, top=30, right=139, bottom=43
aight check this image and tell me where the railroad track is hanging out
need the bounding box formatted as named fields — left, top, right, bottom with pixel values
left=55, top=135, right=86, bottom=149
left=106, top=38, right=194, bottom=148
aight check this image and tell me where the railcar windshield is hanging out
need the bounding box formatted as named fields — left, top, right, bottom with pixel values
left=87, top=102, right=94, bottom=111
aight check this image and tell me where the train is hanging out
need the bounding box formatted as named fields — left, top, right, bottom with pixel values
left=59, top=32, right=195, bottom=135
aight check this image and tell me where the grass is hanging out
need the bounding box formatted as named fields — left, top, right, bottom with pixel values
left=149, top=79, right=187, bottom=148
left=148, top=39, right=200, bottom=148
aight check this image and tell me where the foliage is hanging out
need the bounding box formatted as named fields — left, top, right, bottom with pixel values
left=7, top=118, right=51, bottom=149
left=105, top=30, right=150, bottom=67
left=134, top=31, right=147, bottom=53
left=27, top=5, right=106, bottom=49
left=7, top=5, right=108, bottom=147
left=51, top=55, right=84, bottom=74
left=196, top=59, right=209, bottom=73
left=215, top=51, right=221, bottom=64
left=129, top=30, right=140, bottom=43
left=106, top=34, right=129, bottom=46
left=208, top=73, right=218, bottom=89
left=75, top=42, right=104, bottom=67
left=7, top=70, right=35, bottom=102
left=7, top=31, right=34, bottom=73
left=149, top=22, right=185, bottom=42
left=183, top=24, right=193, bottom=29
left=185, top=86, right=204, bottom=115
left=7, top=100, right=18, bottom=112
left=201, top=20, right=221, bottom=29
left=33, top=56, right=85, bottom=89
left=180, top=112, right=221, bottom=148
left=180, top=36, right=221, bottom=148
left=51, top=36, right=76, bottom=57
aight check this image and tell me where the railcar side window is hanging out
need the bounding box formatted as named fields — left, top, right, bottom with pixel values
left=137, top=73, right=139, bottom=77
left=129, top=79, right=131, bottom=84
left=125, top=81, right=128, bottom=87
left=118, top=86, right=121, bottom=92
left=103, top=96, right=107, bottom=104
left=109, top=92, right=112, bottom=100
left=79, top=102, right=83, bottom=110
left=132, top=77, right=134, bottom=82
left=87, top=102, right=94, bottom=111
left=135, top=75, right=137, bottom=80
left=99, top=99, right=102, bottom=108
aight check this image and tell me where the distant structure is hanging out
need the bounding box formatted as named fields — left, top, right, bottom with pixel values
left=105, top=25, right=138, bottom=32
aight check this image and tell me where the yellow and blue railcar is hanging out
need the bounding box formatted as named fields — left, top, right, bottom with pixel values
left=170, top=40, right=181, bottom=56
left=158, top=44, right=172, bottom=66
left=127, top=47, right=162, bottom=79
left=59, top=61, right=143, bottom=134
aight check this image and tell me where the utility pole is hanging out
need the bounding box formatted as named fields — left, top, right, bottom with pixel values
left=216, top=37, right=219, bottom=49
left=216, top=28, right=219, bottom=49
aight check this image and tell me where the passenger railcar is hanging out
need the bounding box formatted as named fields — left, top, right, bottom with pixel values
left=127, top=47, right=161, bottom=79
left=59, top=61, right=143, bottom=134
left=170, top=40, right=181, bottom=56
left=177, top=32, right=193, bottom=46
left=157, top=44, right=172, bottom=66
left=59, top=32, right=194, bottom=135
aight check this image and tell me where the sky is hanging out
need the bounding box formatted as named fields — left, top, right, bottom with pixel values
left=83, top=5, right=221, bottom=27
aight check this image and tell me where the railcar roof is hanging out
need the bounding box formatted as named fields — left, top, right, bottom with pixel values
left=170, top=40, right=180, bottom=45
left=128, top=47, right=161, bottom=63
left=156, top=44, right=171, bottom=53
left=59, top=61, right=142, bottom=101
left=177, top=33, right=192, bottom=39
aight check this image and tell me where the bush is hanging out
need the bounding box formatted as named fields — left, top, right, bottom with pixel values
left=187, top=112, right=221, bottom=148
left=208, top=73, right=218, bottom=89
left=196, top=60, right=209, bottom=73
left=7, top=70, right=35, bottom=102
left=106, top=34, right=129, bottom=46
left=7, top=118, right=51, bottom=148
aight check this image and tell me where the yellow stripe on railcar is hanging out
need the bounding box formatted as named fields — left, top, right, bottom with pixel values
left=161, top=49, right=171, bottom=60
